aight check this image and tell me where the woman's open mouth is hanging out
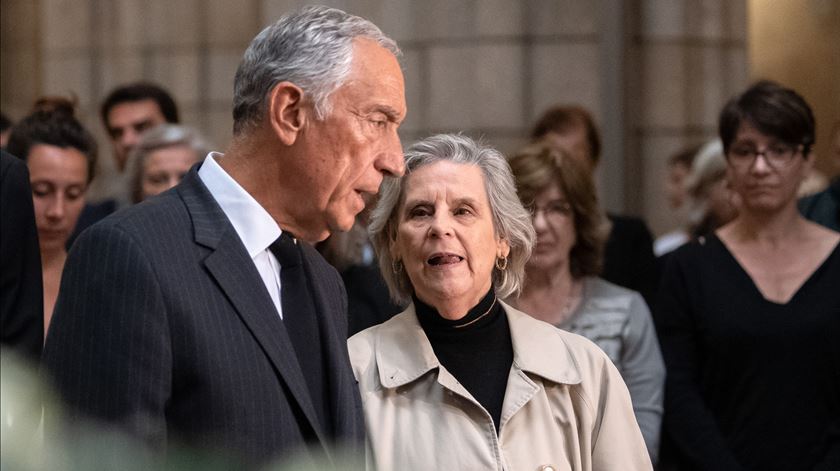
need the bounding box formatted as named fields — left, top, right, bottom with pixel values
left=427, top=253, right=464, bottom=266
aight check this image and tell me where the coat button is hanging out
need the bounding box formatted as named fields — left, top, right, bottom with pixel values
left=538, top=466, right=556, bottom=471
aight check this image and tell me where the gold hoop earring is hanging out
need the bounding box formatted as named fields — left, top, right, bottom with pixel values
left=392, top=260, right=403, bottom=274
left=495, top=257, right=508, bottom=271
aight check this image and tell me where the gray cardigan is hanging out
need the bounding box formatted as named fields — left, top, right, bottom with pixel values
left=558, top=277, right=665, bottom=464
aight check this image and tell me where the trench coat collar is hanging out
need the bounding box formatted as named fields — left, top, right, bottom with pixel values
left=375, top=300, right=582, bottom=389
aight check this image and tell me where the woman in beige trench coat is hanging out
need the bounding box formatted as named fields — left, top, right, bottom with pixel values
left=349, top=134, right=652, bottom=471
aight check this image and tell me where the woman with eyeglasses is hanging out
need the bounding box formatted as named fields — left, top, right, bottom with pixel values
left=507, top=142, right=665, bottom=464
left=656, top=81, right=840, bottom=470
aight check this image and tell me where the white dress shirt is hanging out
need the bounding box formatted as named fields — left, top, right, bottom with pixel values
left=198, top=152, right=285, bottom=318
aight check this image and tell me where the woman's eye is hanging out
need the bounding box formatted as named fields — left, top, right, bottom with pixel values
left=731, top=147, right=753, bottom=157
left=454, top=207, right=472, bottom=216
left=31, top=184, right=51, bottom=197
left=146, top=174, right=167, bottom=185
left=408, top=207, right=430, bottom=218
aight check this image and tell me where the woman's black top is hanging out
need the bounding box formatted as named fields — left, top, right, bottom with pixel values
left=414, top=288, right=513, bottom=434
left=656, top=234, right=840, bottom=470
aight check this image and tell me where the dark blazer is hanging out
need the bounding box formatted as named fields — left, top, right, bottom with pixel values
left=799, top=178, right=840, bottom=232
left=603, top=213, right=660, bottom=310
left=0, top=150, right=43, bottom=361
left=343, top=262, right=404, bottom=337
left=42, top=168, right=364, bottom=466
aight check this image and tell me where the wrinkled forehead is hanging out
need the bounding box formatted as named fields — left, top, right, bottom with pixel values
left=399, top=161, right=489, bottom=208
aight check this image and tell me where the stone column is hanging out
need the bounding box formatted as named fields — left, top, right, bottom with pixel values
left=626, top=0, right=747, bottom=235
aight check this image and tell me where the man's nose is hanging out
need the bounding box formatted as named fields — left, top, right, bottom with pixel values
left=120, top=128, right=140, bottom=149
left=166, top=174, right=180, bottom=191
left=376, top=131, right=405, bottom=177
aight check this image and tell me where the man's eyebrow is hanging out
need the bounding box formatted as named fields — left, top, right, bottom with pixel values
left=370, top=105, right=403, bottom=122
left=133, top=119, right=155, bottom=128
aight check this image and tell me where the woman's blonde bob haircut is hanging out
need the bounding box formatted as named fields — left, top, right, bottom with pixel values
left=368, top=134, right=536, bottom=305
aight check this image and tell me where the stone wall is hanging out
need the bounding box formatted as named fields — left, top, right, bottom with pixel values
left=0, top=0, right=749, bottom=235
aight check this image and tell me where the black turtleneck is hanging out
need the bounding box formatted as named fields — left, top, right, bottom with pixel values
left=414, top=288, right=513, bottom=434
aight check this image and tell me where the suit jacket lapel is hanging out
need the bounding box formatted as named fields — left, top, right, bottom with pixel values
left=178, top=169, right=327, bottom=446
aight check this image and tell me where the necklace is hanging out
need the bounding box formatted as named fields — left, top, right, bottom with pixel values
left=453, top=296, right=497, bottom=329
left=557, top=279, right=583, bottom=322
left=560, top=297, right=576, bottom=317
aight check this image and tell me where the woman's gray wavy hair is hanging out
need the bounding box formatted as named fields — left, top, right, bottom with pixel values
left=232, top=5, right=399, bottom=134
left=369, top=134, right=536, bottom=305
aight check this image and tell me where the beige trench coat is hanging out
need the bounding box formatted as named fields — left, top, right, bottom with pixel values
left=348, top=302, right=652, bottom=471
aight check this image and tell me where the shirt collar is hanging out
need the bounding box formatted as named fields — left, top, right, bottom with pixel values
left=374, top=300, right=581, bottom=389
left=197, top=152, right=281, bottom=257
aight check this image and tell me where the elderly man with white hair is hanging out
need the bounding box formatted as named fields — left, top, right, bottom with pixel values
left=43, top=6, right=406, bottom=467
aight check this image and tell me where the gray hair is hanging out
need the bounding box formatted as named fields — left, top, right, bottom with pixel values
left=686, top=139, right=726, bottom=197
left=127, top=124, right=207, bottom=203
left=369, top=134, right=536, bottom=305
left=232, top=5, right=400, bottom=134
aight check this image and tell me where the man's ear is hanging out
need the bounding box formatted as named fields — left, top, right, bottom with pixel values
left=268, top=81, right=307, bottom=146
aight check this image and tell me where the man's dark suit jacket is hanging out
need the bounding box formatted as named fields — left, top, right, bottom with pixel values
left=42, top=168, right=364, bottom=466
left=1, top=150, right=43, bottom=361
left=66, top=198, right=117, bottom=249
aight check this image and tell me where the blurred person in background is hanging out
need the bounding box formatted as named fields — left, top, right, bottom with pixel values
left=654, top=143, right=701, bottom=256
left=531, top=105, right=659, bottom=308
left=799, top=121, right=840, bottom=231
left=126, top=124, right=207, bottom=203
left=1, top=149, right=43, bottom=361
left=682, top=139, right=739, bottom=240
left=351, top=134, right=651, bottom=470
left=665, top=145, right=698, bottom=211
left=508, top=142, right=664, bottom=463
left=797, top=131, right=829, bottom=197
left=101, top=82, right=180, bottom=176
left=6, top=98, right=97, bottom=338
left=656, top=81, right=840, bottom=470
left=317, top=208, right=404, bottom=337
left=1, top=115, right=45, bottom=466
left=658, top=139, right=741, bottom=262
left=0, top=112, right=13, bottom=148
left=67, top=83, right=180, bottom=248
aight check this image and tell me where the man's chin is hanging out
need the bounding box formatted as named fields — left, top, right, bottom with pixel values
left=327, top=213, right=357, bottom=234
left=115, top=154, right=129, bottom=172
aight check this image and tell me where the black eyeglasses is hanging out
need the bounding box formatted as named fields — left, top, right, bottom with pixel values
left=528, top=200, right=572, bottom=220
left=727, top=143, right=802, bottom=170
